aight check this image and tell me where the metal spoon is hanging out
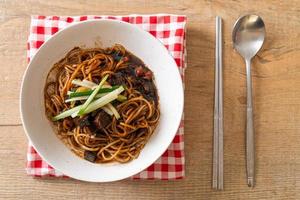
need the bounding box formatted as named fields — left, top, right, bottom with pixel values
left=232, top=14, right=265, bottom=187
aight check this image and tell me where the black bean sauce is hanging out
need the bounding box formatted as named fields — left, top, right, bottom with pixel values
left=108, top=50, right=158, bottom=105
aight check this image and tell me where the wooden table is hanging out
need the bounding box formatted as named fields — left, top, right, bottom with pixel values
left=1, top=0, right=299, bottom=199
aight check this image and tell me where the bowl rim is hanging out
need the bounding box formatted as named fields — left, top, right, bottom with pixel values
left=20, top=19, right=184, bottom=182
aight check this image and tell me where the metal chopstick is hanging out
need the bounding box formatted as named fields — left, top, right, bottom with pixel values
left=213, top=17, right=220, bottom=189
left=213, top=16, right=223, bottom=190
left=217, top=16, right=224, bottom=190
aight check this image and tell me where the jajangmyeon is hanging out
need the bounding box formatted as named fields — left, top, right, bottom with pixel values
left=44, top=44, right=160, bottom=163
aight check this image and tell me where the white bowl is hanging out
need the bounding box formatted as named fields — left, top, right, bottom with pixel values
left=20, top=19, right=183, bottom=182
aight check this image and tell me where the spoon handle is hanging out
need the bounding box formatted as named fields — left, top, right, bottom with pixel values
left=245, top=59, right=255, bottom=187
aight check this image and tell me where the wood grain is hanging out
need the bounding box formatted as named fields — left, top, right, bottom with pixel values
left=0, top=0, right=300, bottom=199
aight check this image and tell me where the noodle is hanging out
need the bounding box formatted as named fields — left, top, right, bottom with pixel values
left=44, top=44, right=160, bottom=163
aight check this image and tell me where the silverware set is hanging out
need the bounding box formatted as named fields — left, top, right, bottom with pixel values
left=213, top=15, right=265, bottom=190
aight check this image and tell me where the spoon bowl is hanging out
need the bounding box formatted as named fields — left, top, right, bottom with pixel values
left=232, top=15, right=265, bottom=59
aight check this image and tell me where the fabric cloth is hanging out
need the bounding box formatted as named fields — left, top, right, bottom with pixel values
left=26, top=14, right=186, bottom=180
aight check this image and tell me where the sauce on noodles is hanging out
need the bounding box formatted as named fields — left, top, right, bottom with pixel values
left=44, top=44, right=160, bottom=163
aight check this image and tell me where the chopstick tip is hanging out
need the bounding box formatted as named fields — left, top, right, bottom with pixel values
left=247, top=177, right=255, bottom=188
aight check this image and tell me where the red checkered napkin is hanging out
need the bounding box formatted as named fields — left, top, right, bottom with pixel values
left=26, top=15, right=186, bottom=180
